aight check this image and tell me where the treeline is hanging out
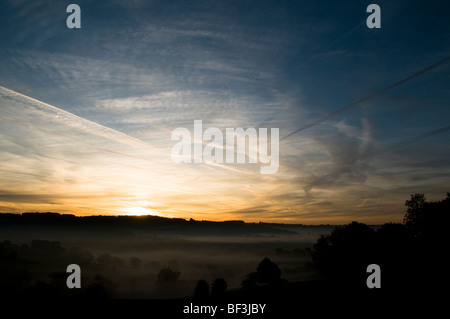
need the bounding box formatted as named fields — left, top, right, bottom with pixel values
left=0, top=238, right=189, bottom=299
left=311, top=193, right=450, bottom=294
left=187, top=193, right=450, bottom=301
left=0, top=212, right=294, bottom=235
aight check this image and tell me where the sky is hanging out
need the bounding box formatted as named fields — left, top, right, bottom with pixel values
left=0, top=0, right=449, bottom=224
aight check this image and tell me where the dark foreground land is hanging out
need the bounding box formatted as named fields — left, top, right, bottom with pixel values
left=0, top=213, right=330, bottom=300
left=1, top=193, right=448, bottom=313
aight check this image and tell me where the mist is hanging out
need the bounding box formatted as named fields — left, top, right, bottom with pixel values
left=0, top=213, right=333, bottom=298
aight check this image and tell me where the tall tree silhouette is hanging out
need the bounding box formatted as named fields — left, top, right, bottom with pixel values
left=404, top=193, right=450, bottom=240
left=403, top=193, right=427, bottom=236
left=403, top=193, right=450, bottom=291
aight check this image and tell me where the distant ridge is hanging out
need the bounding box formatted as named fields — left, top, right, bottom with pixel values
left=0, top=212, right=320, bottom=236
left=0, top=212, right=310, bottom=226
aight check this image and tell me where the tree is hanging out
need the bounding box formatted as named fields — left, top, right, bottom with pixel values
left=241, top=278, right=257, bottom=291
left=310, top=194, right=449, bottom=294
left=69, top=246, right=94, bottom=263
left=83, top=275, right=113, bottom=299
left=130, top=257, right=142, bottom=269
left=403, top=193, right=426, bottom=235
left=193, top=279, right=209, bottom=299
left=402, top=193, right=450, bottom=290
left=311, top=221, right=375, bottom=287
left=403, top=193, right=450, bottom=241
left=211, top=278, right=227, bottom=297
left=156, top=267, right=180, bottom=284
left=256, top=257, right=281, bottom=284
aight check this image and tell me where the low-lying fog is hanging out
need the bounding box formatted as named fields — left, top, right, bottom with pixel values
left=0, top=218, right=334, bottom=298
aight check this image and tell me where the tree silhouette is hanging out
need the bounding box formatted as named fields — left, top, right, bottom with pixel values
left=156, top=267, right=180, bottom=284
left=403, top=193, right=427, bottom=236
left=83, top=275, right=113, bottom=299
left=241, top=277, right=257, bottom=291
left=256, top=257, right=281, bottom=284
left=312, top=221, right=375, bottom=287
left=402, top=193, right=450, bottom=291
left=311, top=193, right=450, bottom=294
left=240, top=257, right=283, bottom=293
left=211, top=278, right=227, bottom=298
left=193, top=279, right=209, bottom=299
left=404, top=193, right=450, bottom=240
left=130, top=257, right=142, bottom=269
left=374, top=222, right=415, bottom=290
left=69, top=246, right=94, bottom=263
left=26, top=281, right=60, bottom=299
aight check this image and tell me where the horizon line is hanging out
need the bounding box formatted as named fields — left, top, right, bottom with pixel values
left=0, top=211, right=398, bottom=226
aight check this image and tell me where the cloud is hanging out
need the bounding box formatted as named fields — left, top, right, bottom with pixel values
left=0, top=86, right=286, bottom=217
left=0, top=86, right=189, bottom=198
left=1, top=1, right=449, bottom=224
left=297, top=119, right=374, bottom=193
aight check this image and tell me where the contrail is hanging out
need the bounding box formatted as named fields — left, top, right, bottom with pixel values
left=304, top=20, right=365, bottom=64
left=327, top=21, right=366, bottom=50
left=281, top=56, right=450, bottom=141
left=378, top=125, right=450, bottom=154
left=0, top=86, right=253, bottom=175
left=0, top=85, right=163, bottom=153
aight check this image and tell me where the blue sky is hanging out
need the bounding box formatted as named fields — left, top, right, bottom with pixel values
left=0, top=0, right=449, bottom=223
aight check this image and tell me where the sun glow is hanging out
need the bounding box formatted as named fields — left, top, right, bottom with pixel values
left=122, top=206, right=162, bottom=216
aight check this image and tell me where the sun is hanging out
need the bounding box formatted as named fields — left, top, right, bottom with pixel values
left=123, top=206, right=161, bottom=216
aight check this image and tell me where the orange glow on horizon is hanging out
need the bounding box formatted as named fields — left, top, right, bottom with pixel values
left=121, top=206, right=163, bottom=217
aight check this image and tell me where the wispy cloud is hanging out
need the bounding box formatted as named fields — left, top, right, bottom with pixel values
left=1, top=1, right=449, bottom=223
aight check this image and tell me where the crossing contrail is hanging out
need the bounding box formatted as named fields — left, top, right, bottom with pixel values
left=377, top=125, right=450, bottom=154
left=281, top=56, right=450, bottom=141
